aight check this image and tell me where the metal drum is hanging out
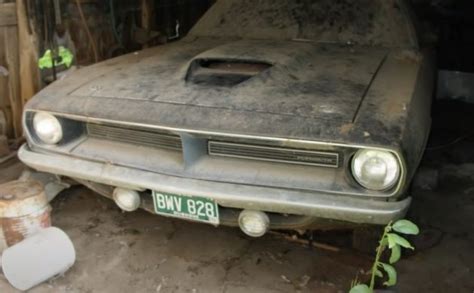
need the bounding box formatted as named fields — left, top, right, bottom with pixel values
left=0, top=180, right=51, bottom=251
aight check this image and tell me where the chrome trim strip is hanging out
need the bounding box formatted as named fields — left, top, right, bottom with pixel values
left=208, top=141, right=339, bottom=168
left=23, top=110, right=407, bottom=197
left=86, top=122, right=183, bottom=151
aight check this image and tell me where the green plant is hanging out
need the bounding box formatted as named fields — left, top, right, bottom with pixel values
left=349, top=219, right=420, bottom=293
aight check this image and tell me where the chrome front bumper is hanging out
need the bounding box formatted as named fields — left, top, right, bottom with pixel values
left=19, top=145, right=411, bottom=225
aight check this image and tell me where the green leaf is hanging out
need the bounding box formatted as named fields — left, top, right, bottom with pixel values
left=387, top=233, right=414, bottom=250
left=386, top=233, right=396, bottom=248
left=393, top=220, right=420, bottom=235
left=349, top=284, right=372, bottom=293
left=380, top=263, right=397, bottom=287
left=389, top=244, right=401, bottom=264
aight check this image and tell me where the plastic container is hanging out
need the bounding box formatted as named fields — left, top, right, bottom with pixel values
left=1, top=227, right=76, bottom=291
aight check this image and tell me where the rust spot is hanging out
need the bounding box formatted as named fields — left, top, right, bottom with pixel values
left=0, top=180, right=51, bottom=249
left=2, top=206, right=51, bottom=246
left=339, top=123, right=353, bottom=135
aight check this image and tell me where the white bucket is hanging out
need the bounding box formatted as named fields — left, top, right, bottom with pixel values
left=1, top=227, right=76, bottom=291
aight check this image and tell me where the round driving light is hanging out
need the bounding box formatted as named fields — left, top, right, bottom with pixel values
left=32, top=112, right=63, bottom=144
left=238, top=210, right=270, bottom=238
left=351, top=149, right=401, bottom=191
left=113, top=188, right=141, bottom=212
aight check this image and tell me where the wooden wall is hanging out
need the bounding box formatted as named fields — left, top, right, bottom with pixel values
left=0, top=1, right=19, bottom=138
left=0, top=0, right=39, bottom=139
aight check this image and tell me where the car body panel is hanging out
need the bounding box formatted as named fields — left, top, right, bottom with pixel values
left=189, top=0, right=419, bottom=48
left=68, top=40, right=387, bottom=123
left=21, top=0, right=434, bottom=226
left=28, top=41, right=424, bottom=142
left=19, top=144, right=412, bottom=225
left=27, top=40, right=430, bottom=171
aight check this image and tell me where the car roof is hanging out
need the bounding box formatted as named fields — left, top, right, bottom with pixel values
left=189, top=0, right=418, bottom=48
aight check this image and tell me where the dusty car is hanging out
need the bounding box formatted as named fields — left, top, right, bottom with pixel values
left=19, top=0, right=434, bottom=238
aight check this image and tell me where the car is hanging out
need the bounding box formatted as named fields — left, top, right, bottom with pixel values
left=19, top=0, right=434, bottom=238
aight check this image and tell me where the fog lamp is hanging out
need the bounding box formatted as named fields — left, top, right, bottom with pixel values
left=238, top=210, right=270, bottom=237
left=113, top=188, right=141, bottom=212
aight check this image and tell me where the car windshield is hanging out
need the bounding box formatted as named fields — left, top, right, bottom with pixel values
left=190, top=0, right=416, bottom=47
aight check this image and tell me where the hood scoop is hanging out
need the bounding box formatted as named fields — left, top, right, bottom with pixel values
left=185, top=59, right=272, bottom=87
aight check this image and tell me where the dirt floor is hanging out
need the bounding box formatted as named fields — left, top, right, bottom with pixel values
left=0, top=102, right=473, bottom=293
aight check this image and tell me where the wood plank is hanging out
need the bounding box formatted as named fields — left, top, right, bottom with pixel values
left=0, top=3, right=17, bottom=26
left=141, top=0, right=154, bottom=29
left=0, top=27, right=13, bottom=138
left=0, top=28, right=8, bottom=110
left=4, top=25, right=21, bottom=138
left=0, top=135, right=8, bottom=157
left=16, top=0, right=40, bottom=107
left=0, top=110, right=6, bottom=136
left=141, top=0, right=154, bottom=48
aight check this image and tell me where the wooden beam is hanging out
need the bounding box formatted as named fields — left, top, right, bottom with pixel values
left=141, top=0, right=154, bottom=29
left=0, top=110, right=6, bottom=136
left=141, top=0, right=154, bottom=48
left=0, top=12, right=13, bottom=138
left=0, top=3, right=17, bottom=26
left=4, top=26, right=21, bottom=138
left=0, top=135, right=9, bottom=157
left=16, top=0, right=40, bottom=107
left=0, top=28, right=10, bottom=137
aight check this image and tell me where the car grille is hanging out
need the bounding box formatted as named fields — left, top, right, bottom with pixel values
left=86, top=123, right=339, bottom=168
left=208, top=141, right=339, bottom=168
left=87, top=123, right=182, bottom=151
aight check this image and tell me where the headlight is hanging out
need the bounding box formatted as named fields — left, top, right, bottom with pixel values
left=33, top=112, right=63, bottom=144
left=351, top=149, right=400, bottom=191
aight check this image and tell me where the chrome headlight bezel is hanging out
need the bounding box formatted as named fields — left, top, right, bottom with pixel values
left=351, top=149, right=401, bottom=191
left=32, top=112, right=64, bottom=145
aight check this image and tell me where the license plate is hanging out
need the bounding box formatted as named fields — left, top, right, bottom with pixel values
left=152, top=191, right=219, bottom=225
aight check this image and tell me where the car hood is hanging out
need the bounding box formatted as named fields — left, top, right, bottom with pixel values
left=69, top=38, right=386, bottom=122
left=29, top=37, right=414, bottom=147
